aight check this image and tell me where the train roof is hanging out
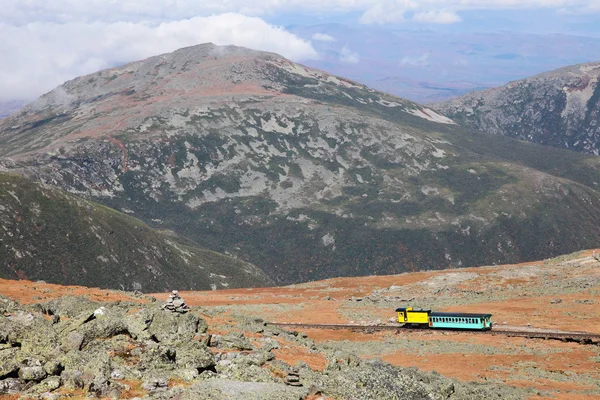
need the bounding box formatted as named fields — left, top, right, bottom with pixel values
left=430, top=312, right=492, bottom=318
left=395, top=307, right=431, bottom=312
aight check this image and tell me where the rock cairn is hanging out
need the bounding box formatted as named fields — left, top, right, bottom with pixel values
left=161, top=290, right=190, bottom=313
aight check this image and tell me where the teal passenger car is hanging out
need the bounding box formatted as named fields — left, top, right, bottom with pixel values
left=429, top=312, right=492, bottom=330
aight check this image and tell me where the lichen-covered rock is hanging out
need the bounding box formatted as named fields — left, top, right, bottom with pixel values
left=4, top=311, right=59, bottom=357
left=126, top=308, right=155, bottom=340
left=177, top=379, right=309, bottom=400
left=43, top=359, right=63, bottom=376
left=0, top=378, right=22, bottom=394
left=35, top=296, right=102, bottom=318
left=148, top=310, right=206, bottom=343
left=0, top=347, right=20, bottom=378
left=175, top=341, right=215, bottom=371
left=141, top=376, right=169, bottom=392
left=60, top=370, right=86, bottom=390
left=139, top=343, right=177, bottom=371
left=27, top=375, right=61, bottom=394
left=18, top=359, right=47, bottom=382
left=221, top=333, right=253, bottom=351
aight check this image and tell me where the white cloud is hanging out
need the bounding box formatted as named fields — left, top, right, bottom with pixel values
left=312, top=33, right=336, bottom=42
left=400, top=53, right=430, bottom=67
left=0, top=14, right=317, bottom=102
left=339, top=45, right=360, bottom=63
left=413, top=10, right=462, bottom=24
left=5, top=1, right=600, bottom=26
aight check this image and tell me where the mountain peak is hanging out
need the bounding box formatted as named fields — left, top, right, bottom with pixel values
left=1, top=44, right=453, bottom=159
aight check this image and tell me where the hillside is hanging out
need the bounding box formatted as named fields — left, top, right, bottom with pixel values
left=3, top=44, right=600, bottom=284
left=0, top=172, right=272, bottom=292
left=431, top=62, right=600, bottom=154
left=0, top=249, right=598, bottom=399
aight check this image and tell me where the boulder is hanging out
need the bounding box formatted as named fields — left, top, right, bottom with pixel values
left=0, top=378, right=22, bottom=394
left=148, top=310, right=206, bottom=343
left=178, top=379, right=309, bottom=400
left=27, top=375, right=61, bottom=394
left=175, top=341, right=215, bottom=371
left=18, top=364, right=47, bottom=382
left=0, top=347, right=20, bottom=378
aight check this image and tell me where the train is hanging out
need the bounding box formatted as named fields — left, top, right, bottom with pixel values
left=396, top=307, right=493, bottom=330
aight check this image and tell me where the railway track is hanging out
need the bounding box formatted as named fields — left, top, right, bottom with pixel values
left=267, top=323, right=600, bottom=346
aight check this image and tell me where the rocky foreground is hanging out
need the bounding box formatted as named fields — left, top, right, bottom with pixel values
left=0, top=292, right=520, bottom=399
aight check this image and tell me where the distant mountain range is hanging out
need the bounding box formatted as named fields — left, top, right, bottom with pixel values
left=3, top=44, right=600, bottom=287
left=432, top=62, right=600, bottom=155
left=289, top=24, right=600, bottom=102
left=0, top=100, right=25, bottom=118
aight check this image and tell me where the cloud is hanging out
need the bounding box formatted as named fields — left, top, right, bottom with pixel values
left=339, top=45, right=360, bottom=63
left=312, top=32, right=336, bottom=42
left=400, top=53, right=430, bottom=67
left=6, top=1, right=600, bottom=25
left=359, top=1, right=415, bottom=24
left=0, top=14, right=317, bottom=102
left=413, top=10, right=462, bottom=24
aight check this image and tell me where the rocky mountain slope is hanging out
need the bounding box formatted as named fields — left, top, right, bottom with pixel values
left=3, top=44, right=600, bottom=285
left=431, top=62, right=600, bottom=154
left=0, top=248, right=598, bottom=399
left=0, top=290, right=520, bottom=399
left=0, top=172, right=272, bottom=292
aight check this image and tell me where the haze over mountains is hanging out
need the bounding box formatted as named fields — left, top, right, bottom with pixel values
left=3, top=43, right=600, bottom=287
left=290, top=25, right=600, bottom=102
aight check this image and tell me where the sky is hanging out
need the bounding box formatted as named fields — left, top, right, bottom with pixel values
left=2, top=0, right=600, bottom=102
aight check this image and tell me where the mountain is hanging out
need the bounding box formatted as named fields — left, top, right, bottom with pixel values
left=370, top=77, right=489, bottom=103
left=431, top=62, right=600, bottom=154
left=3, top=43, right=600, bottom=285
left=0, top=172, right=272, bottom=292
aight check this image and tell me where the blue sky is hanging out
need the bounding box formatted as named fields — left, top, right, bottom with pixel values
left=1, top=0, right=600, bottom=102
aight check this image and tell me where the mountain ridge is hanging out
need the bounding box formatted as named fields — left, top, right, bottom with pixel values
left=3, top=43, right=600, bottom=285
left=431, top=61, right=600, bottom=154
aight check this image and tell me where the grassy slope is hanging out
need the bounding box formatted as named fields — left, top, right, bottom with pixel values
left=0, top=173, right=272, bottom=292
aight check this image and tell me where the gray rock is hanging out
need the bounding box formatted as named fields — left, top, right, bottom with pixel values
left=43, top=359, right=63, bottom=376
left=27, top=375, right=61, bottom=394
left=61, top=331, right=85, bottom=351
left=222, top=334, right=253, bottom=351
left=60, top=370, right=86, bottom=390
left=0, top=347, right=20, bottom=377
left=141, top=376, right=169, bottom=392
left=0, top=378, right=22, bottom=394
left=174, top=368, right=199, bottom=382
left=175, top=341, right=215, bottom=370
left=178, top=379, right=309, bottom=400
left=19, top=359, right=47, bottom=382
left=148, top=310, right=206, bottom=343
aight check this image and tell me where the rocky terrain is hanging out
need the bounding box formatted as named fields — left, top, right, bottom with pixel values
left=431, top=62, right=600, bottom=155
left=0, top=248, right=598, bottom=399
left=0, top=172, right=272, bottom=292
left=3, top=44, right=600, bottom=285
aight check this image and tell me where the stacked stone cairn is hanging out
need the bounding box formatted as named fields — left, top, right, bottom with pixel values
left=161, top=290, right=190, bottom=313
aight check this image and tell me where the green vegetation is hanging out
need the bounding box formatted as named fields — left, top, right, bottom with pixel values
left=0, top=173, right=273, bottom=291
